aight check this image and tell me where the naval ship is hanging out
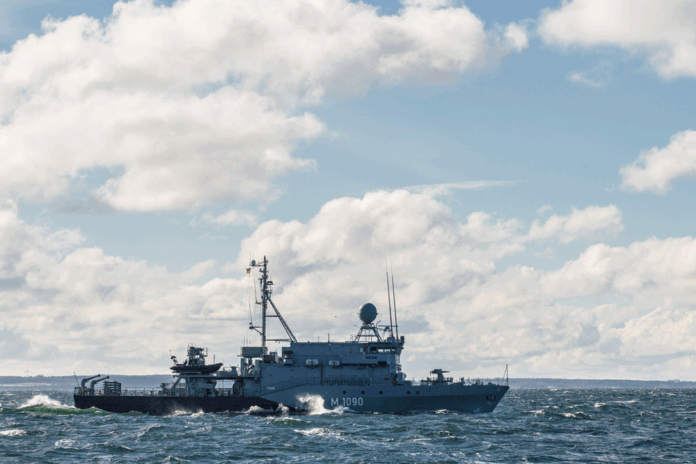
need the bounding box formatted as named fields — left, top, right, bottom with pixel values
left=75, top=257, right=509, bottom=415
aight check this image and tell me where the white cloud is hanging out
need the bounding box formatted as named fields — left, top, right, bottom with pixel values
left=0, top=198, right=254, bottom=374
left=569, top=71, right=602, bottom=87
left=537, top=204, right=552, bottom=215
left=538, top=0, right=696, bottom=79
left=526, top=205, right=623, bottom=243
left=542, top=237, right=696, bottom=301
left=0, top=0, right=526, bottom=212
left=202, top=209, right=258, bottom=227
left=503, top=22, right=529, bottom=53
left=406, top=180, right=518, bottom=196
left=234, top=191, right=638, bottom=377
left=620, top=130, right=696, bottom=193
left=8, top=190, right=693, bottom=379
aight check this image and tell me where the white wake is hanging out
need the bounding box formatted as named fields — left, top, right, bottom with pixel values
left=18, top=394, right=73, bottom=409
left=296, top=394, right=350, bottom=415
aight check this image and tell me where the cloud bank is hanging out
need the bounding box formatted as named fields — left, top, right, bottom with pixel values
left=0, top=0, right=526, bottom=212
left=2, top=189, right=695, bottom=378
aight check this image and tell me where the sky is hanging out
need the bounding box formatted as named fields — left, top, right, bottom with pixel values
left=1, top=0, right=696, bottom=380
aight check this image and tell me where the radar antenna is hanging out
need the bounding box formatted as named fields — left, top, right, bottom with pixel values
left=355, top=303, right=382, bottom=342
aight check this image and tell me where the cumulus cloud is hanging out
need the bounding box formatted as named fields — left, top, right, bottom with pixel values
left=233, top=190, right=644, bottom=377
left=538, top=0, right=696, bottom=79
left=526, top=205, right=623, bottom=243
left=503, top=22, right=529, bottom=53
left=7, top=189, right=694, bottom=379
left=232, top=191, right=696, bottom=379
left=620, top=130, right=696, bottom=193
left=0, top=0, right=526, bottom=212
left=436, top=234, right=696, bottom=377
left=0, top=198, right=253, bottom=374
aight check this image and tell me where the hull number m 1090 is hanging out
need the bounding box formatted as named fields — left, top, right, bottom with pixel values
left=331, top=397, right=363, bottom=407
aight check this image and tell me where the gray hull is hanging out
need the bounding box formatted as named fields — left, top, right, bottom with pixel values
left=265, top=383, right=509, bottom=414
left=74, top=394, right=282, bottom=415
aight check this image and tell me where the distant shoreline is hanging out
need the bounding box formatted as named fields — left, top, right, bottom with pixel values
left=0, top=375, right=694, bottom=390
left=508, top=378, right=696, bottom=389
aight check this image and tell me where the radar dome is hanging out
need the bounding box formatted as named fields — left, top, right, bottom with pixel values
left=358, top=303, right=377, bottom=324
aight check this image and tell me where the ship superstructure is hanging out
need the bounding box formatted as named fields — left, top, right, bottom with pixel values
left=75, top=256, right=509, bottom=415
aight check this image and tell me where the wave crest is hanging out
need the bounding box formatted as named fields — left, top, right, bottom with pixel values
left=296, top=394, right=350, bottom=415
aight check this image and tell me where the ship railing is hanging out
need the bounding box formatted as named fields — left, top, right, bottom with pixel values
left=458, top=377, right=508, bottom=386
left=214, top=388, right=235, bottom=396
left=77, top=386, right=220, bottom=397
left=410, top=377, right=508, bottom=387
left=88, top=388, right=182, bottom=397
left=416, top=377, right=455, bottom=386
left=74, top=387, right=124, bottom=396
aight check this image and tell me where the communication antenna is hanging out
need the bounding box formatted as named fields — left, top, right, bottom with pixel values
left=248, top=256, right=297, bottom=350
left=389, top=248, right=399, bottom=339
left=384, top=247, right=394, bottom=336
left=392, top=274, right=399, bottom=339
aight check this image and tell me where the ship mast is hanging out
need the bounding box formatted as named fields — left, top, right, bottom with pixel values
left=248, top=256, right=297, bottom=351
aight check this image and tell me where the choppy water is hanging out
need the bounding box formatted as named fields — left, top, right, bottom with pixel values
left=1, top=388, right=694, bottom=463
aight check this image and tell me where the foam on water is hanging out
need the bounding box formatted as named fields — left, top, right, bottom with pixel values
left=54, top=439, right=82, bottom=450
left=171, top=408, right=204, bottom=416
left=19, top=394, right=72, bottom=410
left=295, top=427, right=344, bottom=437
left=296, top=394, right=350, bottom=415
left=0, top=429, right=26, bottom=437
left=245, top=405, right=277, bottom=415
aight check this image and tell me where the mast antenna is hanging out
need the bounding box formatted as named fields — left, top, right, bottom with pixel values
left=389, top=248, right=399, bottom=339
left=249, top=256, right=297, bottom=350
left=385, top=247, right=394, bottom=336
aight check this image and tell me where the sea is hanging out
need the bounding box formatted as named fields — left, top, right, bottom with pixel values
left=1, top=388, right=694, bottom=463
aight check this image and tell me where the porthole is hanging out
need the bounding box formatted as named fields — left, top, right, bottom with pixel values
left=407, top=391, right=411, bottom=395
left=416, top=391, right=420, bottom=395
left=343, top=390, right=347, bottom=394
left=361, top=391, right=365, bottom=394
left=379, top=391, right=383, bottom=394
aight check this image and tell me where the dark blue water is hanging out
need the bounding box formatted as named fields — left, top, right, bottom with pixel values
left=1, top=389, right=694, bottom=463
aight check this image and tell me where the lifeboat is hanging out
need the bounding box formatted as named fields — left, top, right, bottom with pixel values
left=170, top=362, right=223, bottom=374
